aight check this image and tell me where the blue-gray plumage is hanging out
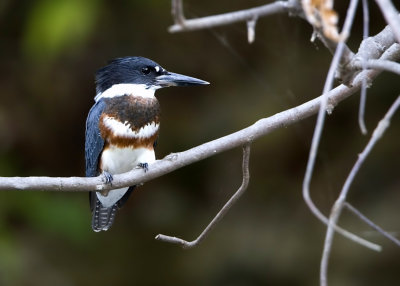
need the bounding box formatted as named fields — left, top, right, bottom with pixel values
left=85, top=99, right=134, bottom=230
left=85, top=56, right=209, bottom=232
left=85, top=100, right=106, bottom=178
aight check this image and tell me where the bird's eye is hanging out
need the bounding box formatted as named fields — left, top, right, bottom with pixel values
left=141, top=67, right=151, bottom=75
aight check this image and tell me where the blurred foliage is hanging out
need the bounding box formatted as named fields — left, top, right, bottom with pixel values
left=0, top=0, right=399, bottom=285
left=23, top=0, right=99, bottom=61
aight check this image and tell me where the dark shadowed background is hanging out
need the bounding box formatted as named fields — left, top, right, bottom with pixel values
left=0, top=0, right=399, bottom=285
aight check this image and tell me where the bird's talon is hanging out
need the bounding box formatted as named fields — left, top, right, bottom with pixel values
left=138, top=162, right=149, bottom=172
left=102, top=171, right=113, bottom=184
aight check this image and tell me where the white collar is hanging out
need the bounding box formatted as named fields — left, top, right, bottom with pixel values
left=95, top=83, right=159, bottom=102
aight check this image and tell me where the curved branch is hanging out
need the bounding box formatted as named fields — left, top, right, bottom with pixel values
left=320, top=96, right=400, bottom=286
left=358, top=0, right=370, bottom=135
left=155, top=143, right=251, bottom=248
left=303, top=0, right=380, bottom=255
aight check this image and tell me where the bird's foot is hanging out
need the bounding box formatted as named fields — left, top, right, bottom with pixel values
left=102, top=171, right=113, bottom=184
left=138, top=162, right=149, bottom=173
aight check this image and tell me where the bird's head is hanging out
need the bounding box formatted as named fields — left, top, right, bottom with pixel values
left=94, top=56, right=209, bottom=101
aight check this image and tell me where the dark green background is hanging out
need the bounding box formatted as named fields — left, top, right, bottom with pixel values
left=0, top=0, right=399, bottom=285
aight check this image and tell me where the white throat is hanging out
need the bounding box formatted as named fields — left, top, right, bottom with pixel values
left=95, top=83, right=158, bottom=102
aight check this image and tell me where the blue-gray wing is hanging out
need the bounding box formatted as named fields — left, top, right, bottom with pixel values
left=85, top=100, right=106, bottom=177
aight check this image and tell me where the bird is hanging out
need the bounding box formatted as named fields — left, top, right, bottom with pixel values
left=85, top=56, right=209, bottom=232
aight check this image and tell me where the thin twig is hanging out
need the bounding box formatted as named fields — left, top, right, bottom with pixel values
left=374, top=0, right=400, bottom=44
left=155, top=144, right=251, bottom=248
left=314, top=31, right=355, bottom=73
left=345, top=202, right=400, bottom=248
left=247, top=17, right=257, bottom=44
left=359, top=0, right=370, bottom=135
left=320, top=96, right=400, bottom=286
left=303, top=0, right=374, bottom=258
left=354, top=56, right=400, bottom=75
left=171, top=0, right=185, bottom=25
left=168, top=0, right=300, bottom=33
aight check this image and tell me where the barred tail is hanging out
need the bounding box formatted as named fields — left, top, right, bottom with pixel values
left=89, top=187, right=135, bottom=232
left=91, top=197, right=118, bottom=232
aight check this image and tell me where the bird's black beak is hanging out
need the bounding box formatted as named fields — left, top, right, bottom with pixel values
left=156, top=72, right=209, bottom=87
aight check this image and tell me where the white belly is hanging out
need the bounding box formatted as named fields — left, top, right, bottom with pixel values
left=97, top=145, right=155, bottom=207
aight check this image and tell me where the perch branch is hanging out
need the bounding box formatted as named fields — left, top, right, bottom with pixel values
left=155, top=144, right=251, bottom=248
left=0, top=86, right=369, bottom=192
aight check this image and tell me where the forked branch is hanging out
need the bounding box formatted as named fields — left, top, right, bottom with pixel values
left=302, top=0, right=380, bottom=253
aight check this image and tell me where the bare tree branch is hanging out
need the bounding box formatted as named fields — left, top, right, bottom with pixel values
left=375, top=0, right=400, bottom=44
left=353, top=56, right=400, bottom=75
left=320, top=95, right=400, bottom=286
left=359, top=0, right=370, bottom=134
left=354, top=25, right=397, bottom=62
left=246, top=17, right=257, bottom=44
left=171, top=0, right=185, bottom=25
left=303, top=0, right=377, bottom=253
left=155, top=144, right=251, bottom=248
left=162, top=0, right=400, bottom=281
left=168, top=0, right=356, bottom=71
left=345, top=202, right=400, bottom=248
left=333, top=24, right=397, bottom=85
left=313, top=30, right=355, bottom=75
left=0, top=82, right=362, bottom=192
left=168, top=0, right=301, bottom=33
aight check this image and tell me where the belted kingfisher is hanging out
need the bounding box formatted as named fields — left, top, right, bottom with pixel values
left=85, top=56, right=209, bottom=232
